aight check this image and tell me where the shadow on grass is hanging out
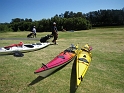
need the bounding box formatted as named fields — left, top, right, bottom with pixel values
left=0, top=51, right=24, bottom=57
left=70, top=57, right=77, bottom=93
left=28, top=62, right=71, bottom=86
left=28, top=76, right=45, bottom=86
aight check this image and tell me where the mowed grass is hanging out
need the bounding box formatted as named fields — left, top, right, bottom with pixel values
left=0, top=27, right=124, bottom=93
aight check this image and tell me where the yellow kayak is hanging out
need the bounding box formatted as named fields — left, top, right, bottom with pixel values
left=76, top=44, right=92, bottom=87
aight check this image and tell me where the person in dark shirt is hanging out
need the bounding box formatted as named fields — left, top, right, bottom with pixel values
left=52, top=22, right=58, bottom=45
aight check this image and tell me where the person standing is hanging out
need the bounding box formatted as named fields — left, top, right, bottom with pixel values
left=52, top=22, right=58, bottom=45
left=32, top=26, right=36, bottom=38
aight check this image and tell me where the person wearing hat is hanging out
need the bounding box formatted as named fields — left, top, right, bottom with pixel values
left=32, top=26, right=36, bottom=38
left=52, top=22, right=58, bottom=45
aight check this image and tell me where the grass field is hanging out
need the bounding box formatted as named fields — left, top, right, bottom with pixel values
left=0, top=27, right=124, bottom=93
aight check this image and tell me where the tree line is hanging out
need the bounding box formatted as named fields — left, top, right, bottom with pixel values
left=0, top=8, right=124, bottom=32
left=85, top=8, right=124, bottom=26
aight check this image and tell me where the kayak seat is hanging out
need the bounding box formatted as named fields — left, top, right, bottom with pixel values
left=36, top=43, right=42, bottom=45
left=32, top=43, right=42, bottom=45
left=58, top=56, right=65, bottom=59
left=4, top=47, right=10, bottom=50
left=78, top=58, right=89, bottom=63
left=24, top=45, right=34, bottom=48
left=64, top=49, right=75, bottom=53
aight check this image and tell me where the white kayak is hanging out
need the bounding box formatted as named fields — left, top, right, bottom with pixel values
left=0, top=42, right=50, bottom=55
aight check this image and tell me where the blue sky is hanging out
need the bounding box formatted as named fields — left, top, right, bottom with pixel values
left=0, top=0, right=123, bottom=23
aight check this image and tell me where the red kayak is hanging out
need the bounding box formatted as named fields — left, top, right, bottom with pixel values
left=34, top=44, right=78, bottom=77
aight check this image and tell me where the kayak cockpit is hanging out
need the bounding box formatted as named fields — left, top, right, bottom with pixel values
left=78, top=58, right=89, bottom=63
left=24, top=45, right=34, bottom=48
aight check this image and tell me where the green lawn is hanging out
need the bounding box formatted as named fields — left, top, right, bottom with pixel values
left=0, top=27, right=124, bottom=93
